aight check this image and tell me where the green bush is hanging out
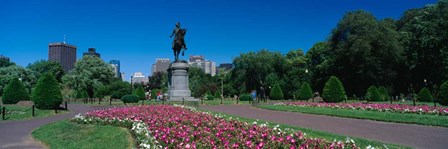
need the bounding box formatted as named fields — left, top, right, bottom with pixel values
left=322, top=76, right=346, bottom=103
left=2, top=78, right=30, bottom=104
left=206, top=95, right=214, bottom=100
left=270, top=84, right=284, bottom=100
left=134, top=85, right=146, bottom=100
left=365, top=86, right=381, bottom=102
left=151, top=89, right=159, bottom=99
left=32, top=73, right=62, bottom=109
left=438, top=81, right=448, bottom=106
left=295, top=82, right=313, bottom=100
left=214, top=91, right=222, bottom=99
left=121, top=94, right=139, bottom=104
left=239, top=94, right=252, bottom=101
left=205, top=90, right=212, bottom=96
left=418, top=87, right=433, bottom=102
left=378, top=86, right=389, bottom=101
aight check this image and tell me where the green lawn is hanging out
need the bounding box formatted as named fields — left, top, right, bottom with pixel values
left=32, top=120, right=134, bottom=149
left=259, top=105, right=448, bottom=127
left=201, top=110, right=408, bottom=149
left=0, top=105, right=65, bottom=121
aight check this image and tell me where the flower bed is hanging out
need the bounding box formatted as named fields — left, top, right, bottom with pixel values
left=275, top=102, right=448, bottom=116
left=73, top=105, right=358, bottom=149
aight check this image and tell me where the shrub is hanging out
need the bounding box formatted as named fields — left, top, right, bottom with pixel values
left=418, top=87, right=433, bottom=102
left=31, top=73, right=62, bottom=109
left=206, top=95, right=214, bottom=100
left=121, top=94, right=139, bottom=104
left=134, top=85, right=146, bottom=100
left=439, top=81, right=448, bottom=106
left=295, top=82, right=313, bottom=100
left=378, top=86, right=389, bottom=101
left=365, top=86, right=381, bottom=102
left=322, top=76, right=346, bottom=103
left=2, top=78, right=30, bottom=104
left=214, top=91, right=222, bottom=99
left=270, top=84, right=284, bottom=100
left=151, top=89, right=159, bottom=99
left=239, top=94, right=252, bottom=101
left=205, top=90, right=212, bottom=96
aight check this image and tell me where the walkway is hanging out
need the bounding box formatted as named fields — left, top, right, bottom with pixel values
left=200, top=104, right=448, bottom=149
left=0, top=104, right=90, bottom=149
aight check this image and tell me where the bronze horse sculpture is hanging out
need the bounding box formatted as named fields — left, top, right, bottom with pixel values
left=172, top=28, right=187, bottom=61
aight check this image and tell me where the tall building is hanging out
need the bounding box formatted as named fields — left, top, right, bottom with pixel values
left=109, top=60, right=121, bottom=79
left=131, top=72, right=149, bottom=85
left=48, top=42, right=77, bottom=72
left=152, top=58, right=170, bottom=74
left=83, top=48, right=100, bottom=58
left=188, top=55, right=216, bottom=76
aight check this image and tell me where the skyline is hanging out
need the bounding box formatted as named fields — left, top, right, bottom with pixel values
left=0, top=0, right=437, bottom=80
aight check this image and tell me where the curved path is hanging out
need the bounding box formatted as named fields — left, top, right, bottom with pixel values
left=200, top=104, right=448, bottom=149
left=0, top=104, right=90, bottom=149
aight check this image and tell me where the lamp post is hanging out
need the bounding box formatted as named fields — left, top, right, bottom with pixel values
left=221, top=73, right=226, bottom=104
left=131, top=75, right=134, bottom=91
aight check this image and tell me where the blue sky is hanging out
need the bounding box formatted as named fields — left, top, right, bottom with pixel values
left=0, top=0, right=437, bottom=80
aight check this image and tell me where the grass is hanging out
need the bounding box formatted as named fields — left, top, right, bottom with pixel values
left=32, top=120, right=134, bottom=149
left=200, top=109, right=408, bottom=149
left=0, top=105, right=66, bottom=121
left=259, top=105, right=448, bottom=127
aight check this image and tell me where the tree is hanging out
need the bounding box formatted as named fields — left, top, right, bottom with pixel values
left=214, top=90, right=222, bottom=99
left=94, top=84, right=110, bottom=99
left=270, top=84, right=284, bottom=100
left=2, top=78, right=30, bottom=104
left=0, top=65, right=36, bottom=96
left=62, top=56, right=115, bottom=98
left=121, top=94, right=139, bottom=104
left=189, top=67, right=218, bottom=97
left=296, top=82, right=313, bottom=100
left=109, top=79, right=132, bottom=99
left=134, top=85, right=146, bottom=100
left=283, top=49, right=309, bottom=97
left=378, top=86, right=390, bottom=101
left=31, top=73, right=62, bottom=109
left=439, top=81, right=448, bottom=106
left=418, top=87, right=433, bottom=102
left=322, top=76, right=346, bottom=103
left=27, top=60, right=65, bottom=83
left=306, top=42, right=332, bottom=92
left=0, top=58, right=15, bottom=68
left=365, top=86, right=381, bottom=102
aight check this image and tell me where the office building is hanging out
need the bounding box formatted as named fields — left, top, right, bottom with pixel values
left=189, top=55, right=204, bottom=63
left=109, top=60, right=121, bottom=79
left=131, top=72, right=149, bottom=85
left=48, top=42, right=77, bottom=72
left=188, top=55, right=216, bottom=76
left=152, top=58, right=170, bottom=74
left=83, top=48, right=101, bottom=58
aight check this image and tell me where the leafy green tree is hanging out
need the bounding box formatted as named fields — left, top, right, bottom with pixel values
left=189, top=67, right=218, bottom=97
left=108, top=79, right=132, bottom=99
left=134, top=85, right=146, bottom=100
left=306, top=42, right=332, bottom=91
left=270, top=84, right=284, bottom=100
left=378, top=86, right=390, bottom=101
left=365, top=86, right=381, bottom=102
left=439, top=81, right=448, bottom=106
left=27, top=60, right=65, bottom=83
left=2, top=78, right=30, bottom=104
left=296, top=82, right=313, bottom=100
left=418, top=87, right=433, bottom=102
left=283, top=49, right=309, bottom=97
left=121, top=94, right=139, bottom=104
left=322, top=76, right=346, bottom=103
left=32, top=73, right=62, bottom=109
left=94, top=84, right=110, bottom=99
left=0, top=65, right=36, bottom=96
left=205, top=90, right=212, bottom=96
left=62, top=56, right=115, bottom=98
left=151, top=89, right=159, bottom=99
left=214, top=90, right=222, bottom=99
left=0, top=58, right=15, bottom=68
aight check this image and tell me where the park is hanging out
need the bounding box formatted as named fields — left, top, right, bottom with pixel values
left=1, top=0, right=448, bottom=149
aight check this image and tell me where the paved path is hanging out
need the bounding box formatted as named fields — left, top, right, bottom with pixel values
left=200, top=104, right=448, bottom=149
left=0, top=104, right=90, bottom=149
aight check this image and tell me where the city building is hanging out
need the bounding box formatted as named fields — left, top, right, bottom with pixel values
left=216, top=63, right=233, bottom=74
left=131, top=72, right=149, bottom=85
left=151, top=58, right=170, bottom=74
left=188, top=55, right=216, bottom=76
left=83, top=48, right=101, bottom=58
left=48, top=42, right=77, bottom=72
left=109, top=60, right=121, bottom=79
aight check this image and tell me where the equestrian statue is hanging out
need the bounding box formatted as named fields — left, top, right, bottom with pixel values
left=169, top=22, right=187, bottom=61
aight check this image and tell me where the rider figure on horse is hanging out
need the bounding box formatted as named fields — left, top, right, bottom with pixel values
left=170, top=22, right=187, bottom=61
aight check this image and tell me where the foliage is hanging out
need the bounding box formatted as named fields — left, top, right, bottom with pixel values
left=206, top=95, right=214, bottom=101
left=94, top=85, right=109, bottom=99
left=418, top=88, right=433, bottom=102
left=439, top=81, right=448, bottom=106
left=239, top=94, right=252, bottom=101
left=134, top=85, right=146, bottom=100
left=269, top=84, right=284, bottom=100
left=0, top=58, right=15, bottom=68
left=2, top=78, right=30, bottom=104
left=121, top=94, right=139, bottom=104
left=365, top=86, right=382, bottom=102
left=0, top=65, right=36, bottom=96
left=214, top=90, right=221, bottom=99
left=189, top=67, right=218, bottom=97
left=27, top=60, right=65, bottom=83
left=283, top=49, right=309, bottom=98
left=108, top=79, right=132, bottom=99
left=295, top=82, right=313, bottom=100
left=377, top=86, right=390, bottom=101
left=322, top=76, right=346, bottom=103
left=32, top=73, right=62, bottom=109
left=151, top=89, right=159, bottom=99
left=62, top=56, right=115, bottom=98
left=205, top=90, right=212, bottom=96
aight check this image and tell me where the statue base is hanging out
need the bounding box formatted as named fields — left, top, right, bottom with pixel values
left=167, top=60, right=198, bottom=101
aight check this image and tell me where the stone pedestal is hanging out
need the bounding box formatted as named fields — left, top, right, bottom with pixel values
left=167, top=61, right=197, bottom=101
